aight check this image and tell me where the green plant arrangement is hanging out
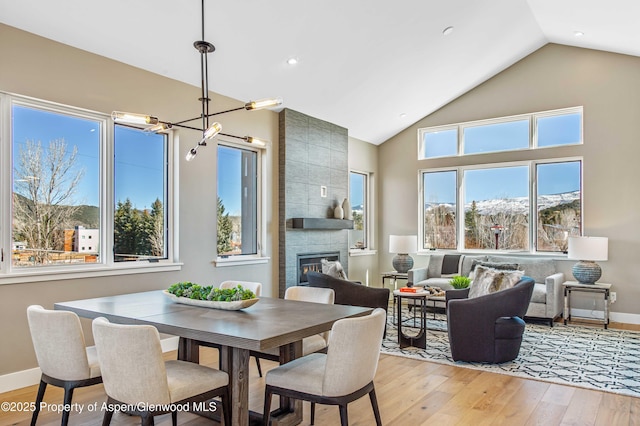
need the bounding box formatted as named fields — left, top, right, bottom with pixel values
left=167, top=282, right=256, bottom=301
left=449, top=275, right=471, bottom=289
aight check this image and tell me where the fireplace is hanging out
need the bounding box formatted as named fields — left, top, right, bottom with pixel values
left=297, top=252, right=340, bottom=285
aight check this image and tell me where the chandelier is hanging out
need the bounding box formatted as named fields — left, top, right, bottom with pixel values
left=111, top=0, right=281, bottom=161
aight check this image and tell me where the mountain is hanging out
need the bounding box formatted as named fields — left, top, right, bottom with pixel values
left=426, top=190, right=580, bottom=215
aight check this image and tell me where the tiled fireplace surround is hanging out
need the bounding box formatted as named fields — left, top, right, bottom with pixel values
left=278, top=108, right=349, bottom=297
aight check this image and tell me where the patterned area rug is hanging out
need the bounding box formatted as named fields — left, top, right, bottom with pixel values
left=381, top=312, right=640, bottom=398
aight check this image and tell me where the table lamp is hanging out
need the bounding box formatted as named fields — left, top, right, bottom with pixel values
left=389, top=235, right=417, bottom=273
left=567, top=236, right=608, bottom=284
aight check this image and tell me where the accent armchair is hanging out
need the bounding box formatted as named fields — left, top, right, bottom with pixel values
left=446, top=276, right=535, bottom=363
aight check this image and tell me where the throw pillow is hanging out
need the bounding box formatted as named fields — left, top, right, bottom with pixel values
left=468, top=266, right=524, bottom=298
left=321, top=259, right=347, bottom=280
left=470, top=260, right=520, bottom=272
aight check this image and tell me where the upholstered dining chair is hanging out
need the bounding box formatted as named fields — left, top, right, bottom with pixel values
left=92, top=317, right=230, bottom=426
left=219, top=280, right=262, bottom=296
left=27, top=305, right=102, bottom=426
left=252, top=286, right=335, bottom=377
left=263, top=308, right=386, bottom=426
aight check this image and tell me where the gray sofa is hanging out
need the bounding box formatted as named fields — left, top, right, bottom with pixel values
left=408, top=253, right=565, bottom=326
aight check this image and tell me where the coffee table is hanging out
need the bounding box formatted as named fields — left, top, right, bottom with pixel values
left=393, top=289, right=433, bottom=349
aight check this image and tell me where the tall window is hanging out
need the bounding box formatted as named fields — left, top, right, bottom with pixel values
left=11, top=103, right=101, bottom=268
left=1, top=93, right=175, bottom=278
left=217, top=143, right=260, bottom=257
left=423, top=170, right=456, bottom=249
left=349, top=171, right=368, bottom=249
left=114, top=125, right=167, bottom=261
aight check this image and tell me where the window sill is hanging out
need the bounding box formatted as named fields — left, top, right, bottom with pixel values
left=349, top=249, right=377, bottom=257
left=0, top=261, right=183, bottom=285
left=213, top=256, right=270, bottom=267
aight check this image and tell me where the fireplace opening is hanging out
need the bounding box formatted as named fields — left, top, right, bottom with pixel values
left=297, top=251, right=340, bottom=285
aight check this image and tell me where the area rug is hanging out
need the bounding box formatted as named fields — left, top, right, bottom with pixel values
left=381, top=313, right=640, bottom=398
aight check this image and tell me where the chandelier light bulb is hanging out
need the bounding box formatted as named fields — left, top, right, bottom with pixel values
left=185, top=148, right=198, bottom=162
left=245, top=98, right=283, bottom=111
left=244, top=136, right=267, bottom=147
left=144, top=122, right=171, bottom=133
left=203, top=122, right=222, bottom=140
left=111, top=111, right=159, bottom=126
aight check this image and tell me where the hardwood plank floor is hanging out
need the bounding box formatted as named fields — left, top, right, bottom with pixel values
left=2, top=323, right=639, bottom=425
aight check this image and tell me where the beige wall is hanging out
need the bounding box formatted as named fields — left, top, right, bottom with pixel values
left=0, top=24, right=279, bottom=376
left=347, top=136, right=380, bottom=286
left=379, top=43, right=640, bottom=318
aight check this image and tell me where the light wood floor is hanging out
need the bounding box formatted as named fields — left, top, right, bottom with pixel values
left=2, top=322, right=639, bottom=426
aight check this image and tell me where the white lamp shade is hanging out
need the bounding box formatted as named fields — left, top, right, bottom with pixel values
left=567, top=236, right=608, bottom=261
left=389, top=235, right=417, bottom=254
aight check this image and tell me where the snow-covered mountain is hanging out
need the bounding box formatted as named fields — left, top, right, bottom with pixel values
left=425, top=190, right=579, bottom=215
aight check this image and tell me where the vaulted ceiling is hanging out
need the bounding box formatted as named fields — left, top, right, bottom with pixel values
left=1, top=0, right=638, bottom=144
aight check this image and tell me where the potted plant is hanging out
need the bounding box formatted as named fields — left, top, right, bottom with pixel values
left=449, top=275, right=471, bottom=289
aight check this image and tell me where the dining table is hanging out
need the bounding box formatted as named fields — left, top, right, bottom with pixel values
left=54, top=290, right=372, bottom=426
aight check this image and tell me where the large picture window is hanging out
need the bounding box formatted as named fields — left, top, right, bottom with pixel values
left=420, top=159, right=581, bottom=253
left=1, top=93, right=176, bottom=280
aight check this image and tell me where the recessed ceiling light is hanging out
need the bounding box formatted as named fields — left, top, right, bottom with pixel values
left=442, top=26, right=454, bottom=36
left=287, top=57, right=298, bottom=65
left=399, top=113, right=407, bottom=119
left=574, top=31, right=584, bottom=38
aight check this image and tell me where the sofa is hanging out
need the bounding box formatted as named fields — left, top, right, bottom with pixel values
left=408, top=253, right=564, bottom=326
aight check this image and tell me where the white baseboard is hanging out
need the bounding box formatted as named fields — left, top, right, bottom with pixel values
left=0, top=336, right=180, bottom=395
left=570, top=308, right=640, bottom=325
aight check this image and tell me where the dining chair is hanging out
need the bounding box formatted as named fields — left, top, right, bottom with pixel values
left=219, top=280, right=262, bottom=297
left=263, top=307, right=386, bottom=426
left=92, top=317, right=231, bottom=426
left=252, top=286, right=335, bottom=377
left=27, top=305, right=102, bottom=426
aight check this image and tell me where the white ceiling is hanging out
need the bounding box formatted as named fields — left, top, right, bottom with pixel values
left=1, top=0, right=638, bottom=145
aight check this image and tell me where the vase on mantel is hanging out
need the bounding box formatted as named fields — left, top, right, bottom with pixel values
left=342, top=198, right=352, bottom=220
left=334, top=202, right=344, bottom=219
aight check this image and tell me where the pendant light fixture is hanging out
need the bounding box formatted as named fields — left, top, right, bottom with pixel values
left=111, top=0, right=281, bottom=161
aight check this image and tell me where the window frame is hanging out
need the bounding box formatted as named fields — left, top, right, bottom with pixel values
left=348, top=170, right=371, bottom=252
left=418, top=106, right=583, bottom=159
left=213, top=137, right=269, bottom=267
left=0, top=92, right=180, bottom=284
left=418, top=157, right=583, bottom=254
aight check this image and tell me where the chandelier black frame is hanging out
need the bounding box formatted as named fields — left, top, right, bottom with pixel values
left=111, top=0, right=281, bottom=161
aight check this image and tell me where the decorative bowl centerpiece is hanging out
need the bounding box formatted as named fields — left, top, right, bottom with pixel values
left=164, top=282, right=258, bottom=311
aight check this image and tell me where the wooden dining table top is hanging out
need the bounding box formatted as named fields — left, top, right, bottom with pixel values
left=54, top=289, right=372, bottom=351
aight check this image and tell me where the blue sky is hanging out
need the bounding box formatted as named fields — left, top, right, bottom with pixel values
left=217, top=145, right=242, bottom=215
left=13, top=105, right=165, bottom=209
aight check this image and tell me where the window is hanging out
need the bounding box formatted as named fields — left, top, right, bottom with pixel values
left=0, top=93, right=176, bottom=280
left=422, top=170, right=456, bottom=249
left=11, top=103, right=101, bottom=268
left=114, top=124, right=168, bottom=262
left=217, top=142, right=262, bottom=258
left=418, top=107, right=582, bottom=159
left=349, top=171, right=368, bottom=249
left=420, top=159, right=581, bottom=253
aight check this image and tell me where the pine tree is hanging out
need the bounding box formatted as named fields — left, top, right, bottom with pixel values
left=217, top=197, right=234, bottom=255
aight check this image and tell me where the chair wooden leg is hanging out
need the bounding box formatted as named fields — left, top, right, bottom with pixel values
left=61, top=386, right=74, bottom=426
left=310, top=402, right=316, bottom=425
left=30, top=379, right=47, bottom=426
left=171, top=411, right=177, bottom=426
left=263, top=386, right=273, bottom=425
left=255, top=356, right=263, bottom=377
left=368, top=387, right=382, bottom=426
left=221, top=388, right=231, bottom=426
left=101, top=407, right=114, bottom=426
left=141, top=414, right=154, bottom=426
left=339, top=404, right=349, bottom=426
